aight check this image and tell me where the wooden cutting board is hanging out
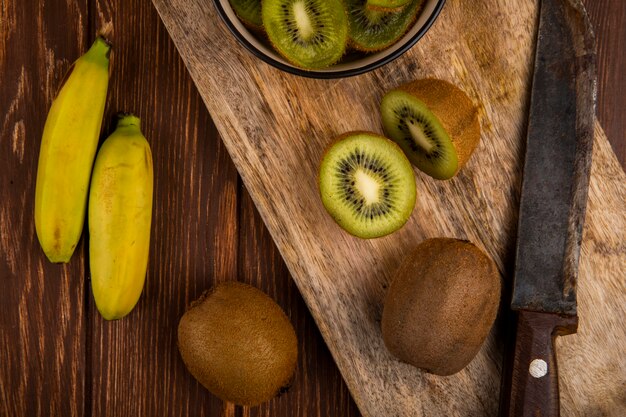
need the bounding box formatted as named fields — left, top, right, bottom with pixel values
left=151, top=0, right=626, bottom=415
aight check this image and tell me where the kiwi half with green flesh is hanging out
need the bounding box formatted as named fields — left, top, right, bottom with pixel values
left=262, top=0, right=348, bottom=69
left=381, top=79, right=481, bottom=180
left=177, top=282, right=298, bottom=406
left=347, top=0, right=423, bottom=52
left=229, top=0, right=263, bottom=30
left=319, top=132, right=416, bottom=239
left=366, top=0, right=411, bottom=12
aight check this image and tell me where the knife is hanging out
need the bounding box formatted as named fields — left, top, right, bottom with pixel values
left=499, top=0, right=596, bottom=416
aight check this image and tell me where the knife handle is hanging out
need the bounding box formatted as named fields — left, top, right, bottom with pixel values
left=499, top=310, right=578, bottom=417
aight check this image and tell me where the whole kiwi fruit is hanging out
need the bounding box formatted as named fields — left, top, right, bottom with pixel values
left=381, top=79, right=481, bottom=180
left=177, top=282, right=298, bottom=406
left=381, top=238, right=500, bottom=376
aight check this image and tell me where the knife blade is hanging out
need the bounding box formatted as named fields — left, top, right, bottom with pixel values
left=499, top=0, right=596, bottom=416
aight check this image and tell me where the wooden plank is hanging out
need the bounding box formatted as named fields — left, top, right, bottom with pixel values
left=237, top=189, right=360, bottom=416
left=151, top=0, right=626, bottom=416
left=87, top=1, right=238, bottom=416
left=583, top=0, right=626, bottom=166
left=0, top=1, right=89, bottom=416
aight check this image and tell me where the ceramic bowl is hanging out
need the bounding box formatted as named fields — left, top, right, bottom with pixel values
left=213, top=0, right=446, bottom=78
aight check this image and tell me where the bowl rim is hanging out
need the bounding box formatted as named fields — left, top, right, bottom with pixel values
left=213, top=0, right=447, bottom=79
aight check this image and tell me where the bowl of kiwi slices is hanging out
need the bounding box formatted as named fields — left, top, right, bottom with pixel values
left=214, top=0, right=446, bottom=77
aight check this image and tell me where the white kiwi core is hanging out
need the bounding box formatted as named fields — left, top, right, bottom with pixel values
left=355, top=169, right=381, bottom=204
left=407, top=120, right=435, bottom=152
left=293, top=1, right=314, bottom=40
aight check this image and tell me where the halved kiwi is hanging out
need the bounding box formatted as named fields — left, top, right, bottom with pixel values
left=229, top=0, right=263, bottom=30
left=347, top=0, right=423, bottom=52
left=262, top=0, right=348, bottom=69
left=319, top=131, right=417, bottom=239
left=366, top=0, right=411, bottom=12
left=381, top=79, right=481, bottom=180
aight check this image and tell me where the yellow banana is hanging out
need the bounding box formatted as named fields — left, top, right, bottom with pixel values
left=88, top=115, right=153, bottom=320
left=34, top=37, right=111, bottom=263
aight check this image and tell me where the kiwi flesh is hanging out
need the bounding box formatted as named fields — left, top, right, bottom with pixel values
left=347, top=0, right=423, bottom=52
left=381, top=79, right=481, bottom=180
left=229, top=0, right=263, bottom=30
left=365, top=0, right=411, bottom=12
left=381, top=238, right=501, bottom=376
left=262, top=0, right=348, bottom=69
left=177, top=282, right=298, bottom=406
left=319, top=131, right=416, bottom=239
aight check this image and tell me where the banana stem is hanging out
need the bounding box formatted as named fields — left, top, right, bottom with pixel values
left=83, top=37, right=111, bottom=65
left=116, top=114, right=141, bottom=131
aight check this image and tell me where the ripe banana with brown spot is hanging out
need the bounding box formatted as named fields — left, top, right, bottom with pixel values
left=34, top=37, right=111, bottom=263
left=88, top=114, right=153, bottom=320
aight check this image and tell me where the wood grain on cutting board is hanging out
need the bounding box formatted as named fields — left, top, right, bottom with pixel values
left=151, top=0, right=626, bottom=415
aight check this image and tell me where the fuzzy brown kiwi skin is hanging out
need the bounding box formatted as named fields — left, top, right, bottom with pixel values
left=381, top=238, right=501, bottom=376
left=177, top=282, right=298, bottom=406
left=394, top=79, right=481, bottom=176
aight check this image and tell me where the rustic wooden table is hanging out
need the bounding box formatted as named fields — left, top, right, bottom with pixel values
left=0, top=1, right=623, bottom=416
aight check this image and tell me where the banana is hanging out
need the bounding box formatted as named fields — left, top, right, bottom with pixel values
left=34, top=37, right=111, bottom=263
left=88, top=115, right=153, bottom=320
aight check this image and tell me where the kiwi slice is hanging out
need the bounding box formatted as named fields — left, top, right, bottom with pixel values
left=366, top=0, right=411, bottom=12
left=347, top=0, right=424, bottom=52
left=319, top=131, right=416, bottom=239
left=229, top=0, right=263, bottom=29
left=381, top=79, right=481, bottom=180
left=262, top=0, right=348, bottom=69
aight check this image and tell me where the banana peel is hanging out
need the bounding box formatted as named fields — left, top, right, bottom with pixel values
left=88, top=115, right=153, bottom=320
